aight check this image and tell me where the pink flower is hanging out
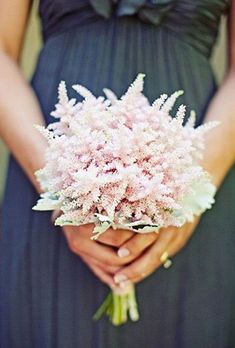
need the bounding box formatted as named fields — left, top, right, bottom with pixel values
left=34, top=74, right=218, bottom=238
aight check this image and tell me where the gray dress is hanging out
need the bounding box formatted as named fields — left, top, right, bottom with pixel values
left=1, top=1, right=235, bottom=347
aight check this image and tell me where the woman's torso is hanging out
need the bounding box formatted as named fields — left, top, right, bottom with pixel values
left=32, top=0, right=230, bottom=125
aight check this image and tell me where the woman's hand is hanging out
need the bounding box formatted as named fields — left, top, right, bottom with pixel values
left=62, top=224, right=134, bottom=289
left=113, top=218, right=200, bottom=285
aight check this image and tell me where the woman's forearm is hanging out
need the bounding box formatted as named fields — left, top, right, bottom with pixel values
left=0, top=50, right=47, bottom=193
left=202, top=69, right=235, bottom=188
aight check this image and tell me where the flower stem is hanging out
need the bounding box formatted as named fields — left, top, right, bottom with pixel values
left=127, top=285, right=139, bottom=322
left=92, top=292, right=112, bottom=321
left=93, top=285, right=139, bottom=325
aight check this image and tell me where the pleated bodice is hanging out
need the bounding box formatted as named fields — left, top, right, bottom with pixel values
left=33, top=0, right=230, bottom=128
left=39, top=0, right=230, bottom=57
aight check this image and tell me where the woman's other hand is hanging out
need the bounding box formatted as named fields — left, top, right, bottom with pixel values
left=113, top=218, right=200, bottom=286
left=62, top=224, right=135, bottom=289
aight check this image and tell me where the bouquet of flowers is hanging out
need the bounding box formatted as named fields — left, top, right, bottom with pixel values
left=33, top=74, right=217, bottom=325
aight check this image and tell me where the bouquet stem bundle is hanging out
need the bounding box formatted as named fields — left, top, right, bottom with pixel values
left=93, top=285, right=139, bottom=325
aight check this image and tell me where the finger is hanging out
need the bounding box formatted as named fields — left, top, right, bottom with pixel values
left=164, top=221, right=196, bottom=258
left=63, top=226, right=132, bottom=267
left=117, top=232, right=159, bottom=260
left=81, top=254, right=116, bottom=289
left=79, top=252, right=121, bottom=274
left=97, top=228, right=134, bottom=247
left=70, top=235, right=119, bottom=266
left=114, top=228, right=175, bottom=284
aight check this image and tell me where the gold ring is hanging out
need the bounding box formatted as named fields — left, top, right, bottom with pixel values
left=160, top=251, right=172, bottom=269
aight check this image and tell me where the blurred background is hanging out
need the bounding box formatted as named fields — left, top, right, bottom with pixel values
left=0, top=2, right=229, bottom=202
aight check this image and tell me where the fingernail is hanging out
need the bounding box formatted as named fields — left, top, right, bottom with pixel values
left=113, top=281, right=132, bottom=295
left=114, top=274, right=128, bottom=284
left=119, top=280, right=131, bottom=289
left=117, top=247, right=130, bottom=258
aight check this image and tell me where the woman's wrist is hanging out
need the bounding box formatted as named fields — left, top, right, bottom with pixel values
left=19, top=133, right=47, bottom=194
left=201, top=146, right=234, bottom=190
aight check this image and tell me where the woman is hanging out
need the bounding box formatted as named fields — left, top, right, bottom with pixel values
left=0, top=0, right=235, bottom=347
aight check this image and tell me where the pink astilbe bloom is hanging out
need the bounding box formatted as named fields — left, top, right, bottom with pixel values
left=33, top=74, right=217, bottom=239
